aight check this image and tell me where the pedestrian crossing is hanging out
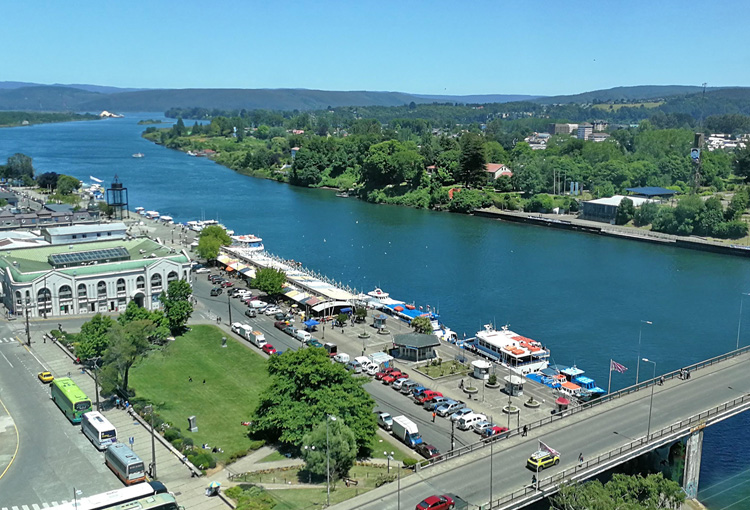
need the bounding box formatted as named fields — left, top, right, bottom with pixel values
left=2, top=502, right=70, bottom=510
left=0, top=337, right=16, bottom=343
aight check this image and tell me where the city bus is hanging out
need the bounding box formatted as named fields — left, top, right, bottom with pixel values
left=106, top=493, right=180, bottom=510
left=105, top=443, right=146, bottom=485
left=46, top=481, right=168, bottom=510
left=81, top=411, right=118, bottom=450
left=50, top=377, right=92, bottom=423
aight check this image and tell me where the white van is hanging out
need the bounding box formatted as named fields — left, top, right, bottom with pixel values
left=354, top=356, right=373, bottom=371
left=334, top=352, right=350, bottom=364
left=457, top=413, right=487, bottom=431
left=295, top=330, right=312, bottom=343
left=250, top=300, right=268, bottom=309
left=346, top=360, right=362, bottom=373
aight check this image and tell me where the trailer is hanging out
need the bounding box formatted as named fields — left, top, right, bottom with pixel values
left=391, top=415, right=422, bottom=448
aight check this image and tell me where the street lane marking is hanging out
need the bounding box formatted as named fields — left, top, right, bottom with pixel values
left=0, top=351, right=12, bottom=368
left=32, top=505, right=40, bottom=510
left=0, top=394, right=20, bottom=482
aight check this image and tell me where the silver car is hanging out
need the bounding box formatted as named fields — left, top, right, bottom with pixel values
left=449, top=407, right=473, bottom=422
left=377, top=412, right=393, bottom=431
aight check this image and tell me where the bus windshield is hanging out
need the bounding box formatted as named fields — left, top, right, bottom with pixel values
left=101, top=430, right=116, bottom=439
left=128, top=462, right=145, bottom=475
left=75, top=401, right=92, bottom=411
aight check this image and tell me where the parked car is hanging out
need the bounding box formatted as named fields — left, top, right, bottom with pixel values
left=264, top=306, right=282, bottom=315
left=482, top=426, right=509, bottom=439
left=377, top=412, right=393, bottom=431
left=274, top=312, right=287, bottom=321
left=307, top=339, right=323, bottom=348
left=333, top=352, right=350, bottom=364
left=38, top=371, right=54, bottom=383
left=365, top=364, right=379, bottom=376
left=244, top=309, right=257, bottom=318
left=415, top=390, right=442, bottom=405
left=424, top=396, right=449, bottom=411
left=210, top=287, right=222, bottom=296
left=220, top=281, right=234, bottom=288
left=392, top=378, right=410, bottom=390
left=472, top=420, right=493, bottom=434
left=194, top=267, right=209, bottom=274
left=400, top=380, right=419, bottom=394
left=415, top=495, right=454, bottom=510
left=283, top=325, right=296, bottom=336
left=261, top=344, right=277, bottom=355
left=415, top=443, right=440, bottom=459
left=449, top=408, right=473, bottom=422
left=381, top=371, right=404, bottom=384
left=375, top=367, right=397, bottom=381
left=208, top=274, right=222, bottom=282
left=274, top=321, right=290, bottom=330
left=435, top=400, right=463, bottom=417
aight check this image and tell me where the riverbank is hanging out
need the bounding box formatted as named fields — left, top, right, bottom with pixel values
left=0, top=111, right=100, bottom=128
left=475, top=208, right=750, bottom=259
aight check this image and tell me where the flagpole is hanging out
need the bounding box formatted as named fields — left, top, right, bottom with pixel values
left=607, top=359, right=613, bottom=395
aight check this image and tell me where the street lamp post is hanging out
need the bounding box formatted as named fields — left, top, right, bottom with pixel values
left=92, top=356, right=102, bottom=411
left=303, top=445, right=315, bottom=483
left=73, top=488, right=82, bottom=508
left=736, top=293, right=750, bottom=350
left=24, top=297, right=31, bottom=346
left=642, top=358, right=657, bottom=439
left=635, top=320, right=653, bottom=384
left=326, top=415, right=337, bottom=507
left=384, top=450, right=394, bottom=472
left=145, top=405, right=157, bottom=479
left=489, top=434, right=494, bottom=507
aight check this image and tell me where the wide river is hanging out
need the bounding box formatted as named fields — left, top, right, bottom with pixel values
left=1, top=114, right=748, bottom=508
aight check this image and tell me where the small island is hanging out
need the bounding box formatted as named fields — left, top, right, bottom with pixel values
left=0, top=111, right=100, bottom=128
left=138, top=119, right=165, bottom=125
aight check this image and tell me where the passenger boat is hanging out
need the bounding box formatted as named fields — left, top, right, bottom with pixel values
left=231, top=234, right=264, bottom=252
left=132, top=153, right=145, bottom=158
left=134, top=207, right=145, bottom=215
left=145, top=211, right=160, bottom=220
left=468, top=324, right=550, bottom=375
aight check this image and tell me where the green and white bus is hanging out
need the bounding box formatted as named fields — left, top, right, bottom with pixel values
left=50, top=377, right=92, bottom=423
left=106, top=493, right=180, bottom=510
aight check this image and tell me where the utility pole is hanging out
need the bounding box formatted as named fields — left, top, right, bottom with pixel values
left=227, top=292, right=232, bottom=325
left=450, top=419, right=455, bottom=451
left=25, top=299, right=31, bottom=346
left=92, top=357, right=102, bottom=411
left=145, top=405, right=157, bottom=479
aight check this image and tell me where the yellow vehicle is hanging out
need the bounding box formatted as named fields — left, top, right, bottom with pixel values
left=38, top=371, right=54, bottom=383
left=527, top=450, right=559, bottom=470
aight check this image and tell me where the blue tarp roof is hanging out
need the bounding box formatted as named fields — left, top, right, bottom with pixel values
left=340, top=307, right=352, bottom=313
left=382, top=303, right=436, bottom=320
left=304, top=319, right=319, bottom=326
left=626, top=186, right=677, bottom=197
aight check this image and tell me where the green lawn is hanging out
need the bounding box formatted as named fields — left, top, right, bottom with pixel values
left=129, top=325, right=270, bottom=461
left=258, top=450, right=289, bottom=463
left=415, top=360, right=467, bottom=379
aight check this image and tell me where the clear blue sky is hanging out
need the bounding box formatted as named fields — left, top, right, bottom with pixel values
left=3, top=1, right=749, bottom=96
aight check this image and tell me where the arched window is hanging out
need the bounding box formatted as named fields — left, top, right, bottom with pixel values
left=136, top=276, right=145, bottom=290
left=15, top=291, right=22, bottom=305
left=59, top=285, right=72, bottom=300
left=37, top=288, right=51, bottom=304
left=116, top=278, right=126, bottom=293
left=167, top=271, right=179, bottom=284
left=77, top=283, right=87, bottom=299
left=150, top=274, right=162, bottom=290
left=97, top=281, right=107, bottom=297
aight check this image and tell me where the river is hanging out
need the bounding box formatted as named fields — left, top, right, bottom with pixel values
left=1, top=113, right=748, bottom=508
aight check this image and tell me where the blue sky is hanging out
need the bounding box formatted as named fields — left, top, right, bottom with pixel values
left=3, top=1, right=749, bottom=96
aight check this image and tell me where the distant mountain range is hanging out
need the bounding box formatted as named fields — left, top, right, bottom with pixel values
left=0, top=81, right=744, bottom=113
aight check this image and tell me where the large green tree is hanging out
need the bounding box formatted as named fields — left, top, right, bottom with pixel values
left=159, top=280, right=194, bottom=334
left=56, top=175, right=82, bottom=195
left=411, top=316, right=432, bottom=334
left=75, top=314, right=115, bottom=360
left=301, top=419, right=358, bottom=484
left=118, top=300, right=170, bottom=342
left=251, top=348, right=376, bottom=452
left=197, top=225, right=231, bottom=260
left=457, top=133, right=487, bottom=187
left=100, top=320, right=154, bottom=395
left=252, top=267, right=287, bottom=296
left=550, top=473, right=684, bottom=510
left=734, top=144, right=750, bottom=181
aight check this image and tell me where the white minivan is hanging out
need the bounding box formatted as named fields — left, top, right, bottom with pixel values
left=457, top=413, right=487, bottom=431
left=295, top=330, right=312, bottom=343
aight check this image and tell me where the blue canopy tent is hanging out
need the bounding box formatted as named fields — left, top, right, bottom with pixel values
left=340, top=307, right=352, bottom=313
left=304, top=319, right=320, bottom=331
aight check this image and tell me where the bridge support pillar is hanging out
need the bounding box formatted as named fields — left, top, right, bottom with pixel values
left=683, top=426, right=704, bottom=499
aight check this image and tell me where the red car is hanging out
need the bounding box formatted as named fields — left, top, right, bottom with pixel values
left=220, top=281, right=234, bottom=288
left=274, top=321, right=290, bottom=330
left=415, top=443, right=440, bottom=459
left=381, top=371, right=403, bottom=384
left=415, top=390, right=443, bottom=404
left=416, top=494, right=454, bottom=510
left=262, top=344, right=277, bottom=355
left=482, top=426, right=509, bottom=438
left=375, top=367, right=397, bottom=381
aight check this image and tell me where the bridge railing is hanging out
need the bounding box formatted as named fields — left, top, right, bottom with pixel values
left=488, top=393, right=750, bottom=509
left=419, top=345, right=750, bottom=470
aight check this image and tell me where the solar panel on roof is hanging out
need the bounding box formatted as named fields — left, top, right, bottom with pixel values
left=48, top=246, right=130, bottom=268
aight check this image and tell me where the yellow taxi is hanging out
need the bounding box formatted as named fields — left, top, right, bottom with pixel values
left=527, top=450, right=559, bottom=470
left=38, top=371, right=54, bottom=383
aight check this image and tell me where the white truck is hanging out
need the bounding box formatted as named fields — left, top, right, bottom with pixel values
left=391, top=415, right=423, bottom=448
left=244, top=329, right=267, bottom=348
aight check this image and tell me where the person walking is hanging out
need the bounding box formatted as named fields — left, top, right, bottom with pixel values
left=578, top=452, right=584, bottom=466
left=189, top=376, right=193, bottom=382
left=432, top=411, right=436, bottom=423
left=522, top=425, right=528, bottom=437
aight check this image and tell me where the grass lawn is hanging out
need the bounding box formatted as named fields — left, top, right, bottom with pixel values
left=231, top=464, right=411, bottom=510
left=129, top=325, right=269, bottom=461
left=415, top=360, right=467, bottom=379
left=258, top=450, right=289, bottom=463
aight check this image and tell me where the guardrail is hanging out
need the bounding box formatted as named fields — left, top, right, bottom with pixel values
left=418, top=345, right=750, bottom=470
left=489, top=393, right=750, bottom=509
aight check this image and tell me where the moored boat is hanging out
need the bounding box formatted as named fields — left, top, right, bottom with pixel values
left=132, top=152, right=145, bottom=158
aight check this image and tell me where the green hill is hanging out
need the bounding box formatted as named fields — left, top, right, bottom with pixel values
left=533, top=85, right=725, bottom=105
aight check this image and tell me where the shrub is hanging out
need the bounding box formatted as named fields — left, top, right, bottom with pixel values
left=228, top=449, right=250, bottom=463
left=171, top=438, right=183, bottom=451
left=402, top=457, right=419, bottom=468
left=164, top=428, right=181, bottom=442
left=248, top=439, right=266, bottom=451
left=488, top=374, right=498, bottom=385
left=225, top=486, right=243, bottom=500
left=189, top=452, right=216, bottom=469
left=182, top=437, right=194, bottom=448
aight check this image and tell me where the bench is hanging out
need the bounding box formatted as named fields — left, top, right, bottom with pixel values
left=344, top=478, right=359, bottom=487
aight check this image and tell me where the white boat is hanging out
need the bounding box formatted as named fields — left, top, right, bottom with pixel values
left=367, top=288, right=390, bottom=301
left=145, top=210, right=160, bottom=219
left=231, top=234, right=264, bottom=252
left=132, top=153, right=145, bottom=158
left=134, top=207, right=145, bottom=214
left=470, top=324, right=550, bottom=375
left=159, top=215, right=173, bottom=224
left=187, top=151, right=197, bottom=157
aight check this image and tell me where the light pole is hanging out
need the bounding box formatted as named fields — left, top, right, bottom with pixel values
left=635, top=320, right=653, bottom=384
left=642, top=358, right=657, bottom=439
left=91, top=356, right=102, bottom=411
left=326, top=415, right=337, bottom=507
left=303, top=445, right=315, bottom=483
left=489, top=434, right=494, bottom=507
left=384, top=450, right=394, bottom=472
left=145, top=405, right=157, bottom=479
left=736, top=293, right=750, bottom=350
left=73, top=488, right=82, bottom=508
left=24, top=297, right=31, bottom=346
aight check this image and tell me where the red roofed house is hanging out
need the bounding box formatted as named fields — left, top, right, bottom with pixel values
left=485, top=163, right=512, bottom=180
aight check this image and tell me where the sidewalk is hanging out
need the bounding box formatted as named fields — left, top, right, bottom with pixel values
left=30, top=330, right=229, bottom=510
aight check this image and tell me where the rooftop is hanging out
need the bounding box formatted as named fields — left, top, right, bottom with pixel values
left=0, top=238, right=188, bottom=282
left=393, top=332, right=440, bottom=348
left=585, top=195, right=655, bottom=207
left=44, top=222, right=127, bottom=236
left=625, top=186, right=678, bottom=197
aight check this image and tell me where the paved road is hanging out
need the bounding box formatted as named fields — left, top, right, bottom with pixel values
left=331, top=349, right=750, bottom=510
left=0, top=321, right=121, bottom=508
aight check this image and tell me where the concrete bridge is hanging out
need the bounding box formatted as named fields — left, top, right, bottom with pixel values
left=332, top=346, right=750, bottom=510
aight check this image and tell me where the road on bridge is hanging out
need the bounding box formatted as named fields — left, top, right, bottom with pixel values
left=332, top=349, right=750, bottom=510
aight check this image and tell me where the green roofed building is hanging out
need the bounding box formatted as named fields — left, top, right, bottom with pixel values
left=0, top=238, right=191, bottom=318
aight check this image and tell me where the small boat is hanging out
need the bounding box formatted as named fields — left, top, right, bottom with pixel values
left=132, top=153, right=145, bottom=158
left=187, top=150, right=197, bottom=157
left=135, top=207, right=145, bottom=214
left=336, top=191, right=349, bottom=198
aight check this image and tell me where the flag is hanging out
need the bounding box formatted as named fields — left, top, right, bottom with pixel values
left=611, top=360, right=628, bottom=374
left=539, top=440, right=559, bottom=456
